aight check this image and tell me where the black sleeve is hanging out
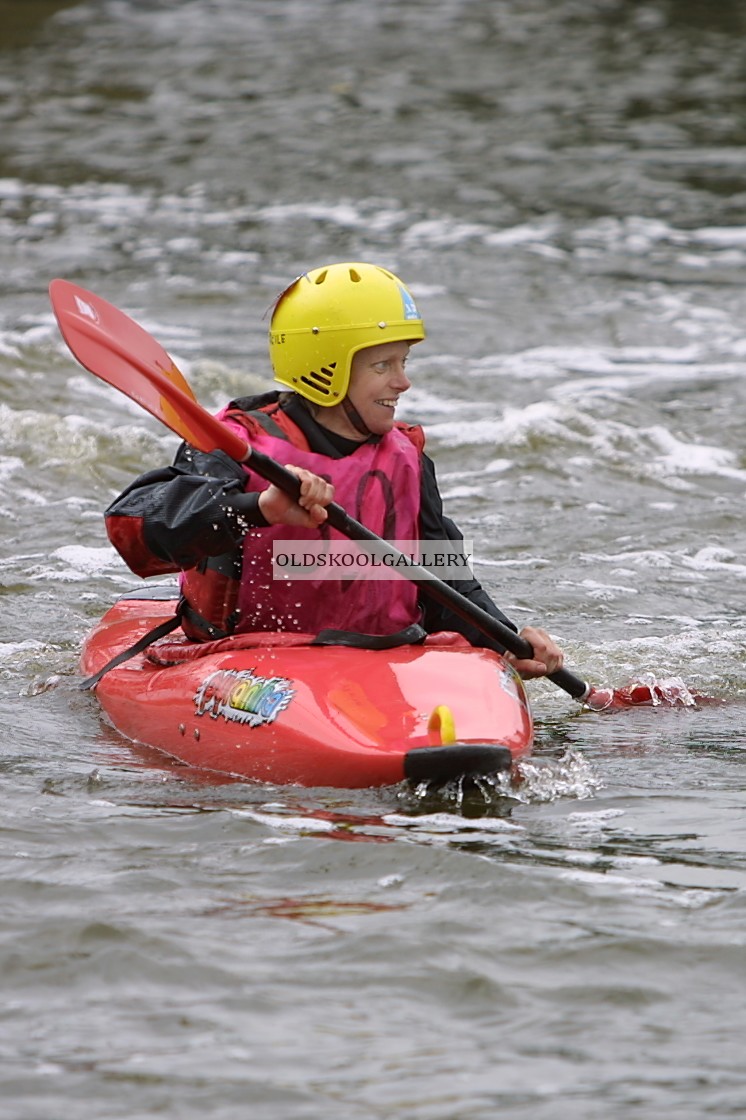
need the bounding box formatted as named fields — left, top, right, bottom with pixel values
left=417, top=453, right=518, bottom=651
left=105, top=445, right=268, bottom=571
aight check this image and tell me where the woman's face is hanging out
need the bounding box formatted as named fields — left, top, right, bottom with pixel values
left=318, top=340, right=412, bottom=439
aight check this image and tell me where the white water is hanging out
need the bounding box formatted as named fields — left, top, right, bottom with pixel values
left=2, top=2, right=746, bottom=1117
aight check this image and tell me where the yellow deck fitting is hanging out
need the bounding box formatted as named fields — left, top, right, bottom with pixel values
left=428, top=704, right=457, bottom=745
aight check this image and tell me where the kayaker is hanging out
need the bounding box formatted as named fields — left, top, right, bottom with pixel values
left=105, top=262, right=564, bottom=680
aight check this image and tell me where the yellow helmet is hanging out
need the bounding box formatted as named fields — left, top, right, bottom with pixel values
left=269, top=262, right=426, bottom=406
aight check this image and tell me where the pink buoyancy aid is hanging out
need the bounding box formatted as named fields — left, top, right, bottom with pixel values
left=219, top=412, right=423, bottom=636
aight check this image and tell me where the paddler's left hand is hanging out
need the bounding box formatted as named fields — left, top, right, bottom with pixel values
left=504, top=626, right=564, bottom=680
left=259, top=465, right=335, bottom=528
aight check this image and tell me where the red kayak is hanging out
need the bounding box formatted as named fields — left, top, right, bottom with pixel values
left=80, top=589, right=534, bottom=788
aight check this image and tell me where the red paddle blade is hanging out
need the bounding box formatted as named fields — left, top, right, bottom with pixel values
left=585, top=676, right=702, bottom=711
left=49, top=280, right=249, bottom=461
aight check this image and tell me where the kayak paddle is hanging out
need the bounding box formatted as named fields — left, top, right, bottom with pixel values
left=49, top=279, right=697, bottom=710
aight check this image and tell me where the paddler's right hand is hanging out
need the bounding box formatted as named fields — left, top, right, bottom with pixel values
left=258, top=466, right=334, bottom=528
left=504, top=626, right=564, bottom=680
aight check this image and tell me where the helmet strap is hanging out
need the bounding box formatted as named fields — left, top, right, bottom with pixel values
left=341, top=396, right=373, bottom=439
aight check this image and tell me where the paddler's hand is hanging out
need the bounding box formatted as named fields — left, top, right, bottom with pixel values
left=504, top=626, right=564, bottom=680
left=258, top=466, right=334, bottom=528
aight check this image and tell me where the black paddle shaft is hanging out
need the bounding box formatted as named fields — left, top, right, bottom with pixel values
left=249, top=450, right=590, bottom=701
left=49, top=278, right=590, bottom=702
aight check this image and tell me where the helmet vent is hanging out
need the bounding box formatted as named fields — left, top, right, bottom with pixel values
left=314, top=270, right=328, bottom=285
left=349, top=268, right=361, bottom=282
left=300, top=362, right=337, bottom=396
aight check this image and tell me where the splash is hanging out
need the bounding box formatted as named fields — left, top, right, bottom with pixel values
left=406, top=767, right=515, bottom=813
left=403, top=749, right=602, bottom=810
left=512, top=750, right=604, bottom=803
left=586, top=673, right=702, bottom=710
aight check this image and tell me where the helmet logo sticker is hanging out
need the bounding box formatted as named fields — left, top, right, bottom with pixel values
left=399, top=286, right=420, bottom=320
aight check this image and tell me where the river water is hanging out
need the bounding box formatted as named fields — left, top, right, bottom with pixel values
left=2, top=1, right=746, bottom=1117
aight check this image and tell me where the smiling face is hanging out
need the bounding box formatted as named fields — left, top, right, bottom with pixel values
left=315, top=340, right=413, bottom=440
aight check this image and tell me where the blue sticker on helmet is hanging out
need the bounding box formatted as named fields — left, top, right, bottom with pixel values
left=399, top=286, right=420, bottom=320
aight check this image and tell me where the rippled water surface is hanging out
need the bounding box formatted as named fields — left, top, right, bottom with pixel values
left=2, top=1, right=746, bottom=1117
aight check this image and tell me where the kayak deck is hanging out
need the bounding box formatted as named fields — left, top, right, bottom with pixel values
left=80, top=590, right=534, bottom=788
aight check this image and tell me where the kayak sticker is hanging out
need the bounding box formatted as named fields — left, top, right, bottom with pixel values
left=194, top=668, right=294, bottom=728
